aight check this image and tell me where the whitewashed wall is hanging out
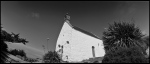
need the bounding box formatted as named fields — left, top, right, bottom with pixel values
left=55, top=21, right=105, bottom=62
left=55, top=21, right=72, bottom=61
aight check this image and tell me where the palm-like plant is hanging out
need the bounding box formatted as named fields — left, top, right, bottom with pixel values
left=102, top=21, right=145, bottom=52
left=8, top=49, right=27, bottom=57
left=142, top=36, right=149, bottom=47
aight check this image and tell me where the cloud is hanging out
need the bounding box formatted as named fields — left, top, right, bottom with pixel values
left=31, top=12, right=40, bottom=18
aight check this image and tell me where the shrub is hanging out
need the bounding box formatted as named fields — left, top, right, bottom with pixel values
left=102, top=46, right=149, bottom=63
left=102, top=21, right=145, bottom=53
left=1, top=40, right=9, bottom=63
left=42, top=51, right=61, bottom=63
left=24, top=57, right=38, bottom=63
left=9, top=49, right=26, bottom=57
left=93, top=60, right=99, bottom=63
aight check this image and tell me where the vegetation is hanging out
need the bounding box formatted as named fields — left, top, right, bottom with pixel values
left=8, top=49, right=26, bottom=57
left=1, top=38, right=9, bottom=63
left=1, top=26, right=10, bottom=63
left=24, top=57, right=38, bottom=63
left=102, top=21, right=149, bottom=63
left=102, top=46, right=149, bottom=63
left=1, top=24, right=28, bottom=63
left=42, top=51, right=61, bottom=63
left=142, top=36, right=149, bottom=47
left=102, top=21, right=145, bottom=53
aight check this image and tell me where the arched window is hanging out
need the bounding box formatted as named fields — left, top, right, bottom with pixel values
left=92, top=46, right=94, bottom=48
left=92, top=46, right=95, bottom=57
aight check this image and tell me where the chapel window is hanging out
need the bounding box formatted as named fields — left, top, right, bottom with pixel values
left=67, top=41, right=69, bottom=44
left=58, top=45, right=60, bottom=48
left=66, top=56, right=68, bottom=59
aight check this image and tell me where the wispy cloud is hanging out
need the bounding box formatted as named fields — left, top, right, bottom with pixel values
left=31, top=12, right=40, bottom=18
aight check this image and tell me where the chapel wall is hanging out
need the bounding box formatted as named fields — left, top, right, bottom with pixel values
left=56, top=21, right=105, bottom=62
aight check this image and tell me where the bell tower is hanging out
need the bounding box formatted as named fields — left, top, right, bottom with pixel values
left=64, top=13, right=70, bottom=23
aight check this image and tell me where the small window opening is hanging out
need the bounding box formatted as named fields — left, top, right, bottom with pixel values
left=67, top=41, right=69, bottom=44
left=66, top=56, right=68, bottom=59
left=92, top=46, right=94, bottom=48
left=58, top=45, right=60, bottom=48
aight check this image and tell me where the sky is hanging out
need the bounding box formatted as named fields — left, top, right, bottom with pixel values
left=6, top=42, right=44, bottom=59
left=1, top=1, right=149, bottom=52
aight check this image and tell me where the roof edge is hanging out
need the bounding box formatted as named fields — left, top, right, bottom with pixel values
left=64, top=21, right=101, bottom=40
left=65, top=20, right=73, bottom=28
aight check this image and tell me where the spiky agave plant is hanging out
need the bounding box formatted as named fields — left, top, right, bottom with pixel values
left=43, top=51, right=61, bottom=63
left=102, top=21, right=145, bottom=52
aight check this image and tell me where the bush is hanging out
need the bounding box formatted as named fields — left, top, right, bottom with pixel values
left=93, top=60, right=99, bottom=63
left=1, top=39, right=9, bottom=63
left=42, top=51, right=61, bottom=63
left=24, top=57, right=38, bottom=63
left=9, top=49, right=26, bottom=57
left=102, top=21, right=145, bottom=52
left=102, top=46, right=149, bottom=63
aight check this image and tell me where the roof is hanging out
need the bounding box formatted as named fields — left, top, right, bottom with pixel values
left=73, top=26, right=100, bottom=39
left=65, top=21, right=100, bottom=39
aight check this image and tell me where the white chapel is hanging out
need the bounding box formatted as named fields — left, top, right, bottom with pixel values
left=55, top=13, right=105, bottom=62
